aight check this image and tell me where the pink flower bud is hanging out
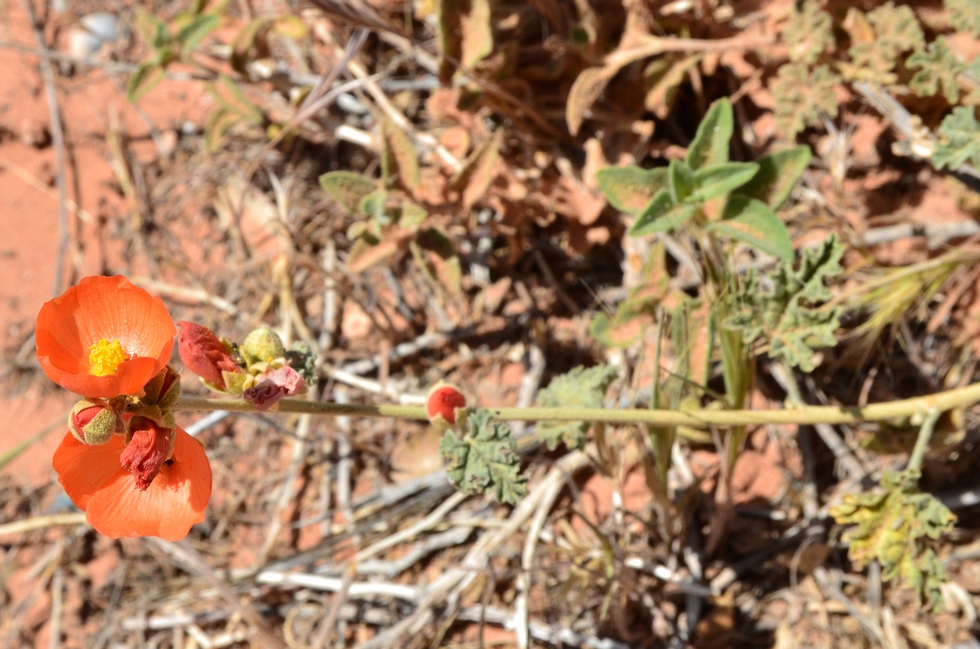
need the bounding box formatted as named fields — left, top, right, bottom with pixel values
left=426, top=383, right=466, bottom=429
left=177, top=321, right=241, bottom=390
left=120, top=416, right=174, bottom=490
left=69, top=398, right=124, bottom=445
left=242, top=365, right=306, bottom=411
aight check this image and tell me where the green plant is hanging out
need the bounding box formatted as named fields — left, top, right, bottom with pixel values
left=598, top=98, right=807, bottom=260
left=594, top=98, right=817, bottom=543
left=831, top=411, right=956, bottom=610
left=127, top=2, right=226, bottom=101
left=318, top=123, right=501, bottom=293
left=594, top=98, right=814, bottom=416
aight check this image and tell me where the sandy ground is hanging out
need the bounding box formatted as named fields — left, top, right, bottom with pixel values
left=0, top=1, right=210, bottom=485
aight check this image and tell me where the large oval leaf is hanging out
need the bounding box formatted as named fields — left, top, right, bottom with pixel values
left=690, top=162, right=759, bottom=202
left=685, top=98, right=733, bottom=170
left=708, top=196, right=793, bottom=259
left=668, top=159, right=695, bottom=203
left=629, top=190, right=696, bottom=236
left=736, top=145, right=811, bottom=209
left=596, top=166, right=668, bottom=216
left=319, top=171, right=377, bottom=213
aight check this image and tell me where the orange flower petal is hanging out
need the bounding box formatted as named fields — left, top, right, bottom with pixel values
left=37, top=276, right=176, bottom=397
left=51, top=431, right=127, bottom=511
left=53, top=427, right=212, bottom=541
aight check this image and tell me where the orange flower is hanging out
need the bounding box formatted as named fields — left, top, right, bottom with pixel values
left=36, top=276, right=176, bottom=398
left=52, top=425, right=212, bottom=540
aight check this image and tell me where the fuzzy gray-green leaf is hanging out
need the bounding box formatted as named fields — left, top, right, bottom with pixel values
left=668, top=160, right=695, bottom=203
left=907, top=36, right=965, bottom=104
left=736, top=146, right=811, bottom=209
left=711, top=195, right=792, bottom=260
left=830, top=469, right=955, bottom=610
left=535, top=365, right=619, bottom=450
left=685, top=98, right=732, bottom=170
left=933, top=106, right=980, bottom=170
left=689, top=162, right=759, bottom=203
left=319, top=172, right=378, bottom=214
left=127, top=62, right=166, bottom=102
left=440, top=409, right=527, bottom=504
left=724, top=234, right=844, bottom=371
left=596, top=166, right=668, bottom=216
left=176, top=12, right=219, bottom=61
left=629, top=190, right=696, bottom=236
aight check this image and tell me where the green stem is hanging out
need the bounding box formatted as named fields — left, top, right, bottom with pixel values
left=174, top=380, right=980, bottom=428
left=907, top=409, right=941, bottom=473
left=176, top=397, right=426, bottom=420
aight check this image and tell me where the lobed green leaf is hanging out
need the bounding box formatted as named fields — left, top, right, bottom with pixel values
left=907, top=36, right=965, bottom=104
left=771, top=63, right=840, bottom=139
left=848, top=4, right=924, bottom=80
left=933, top=106, right=980, bottom=170
left=830, top=470, right=955, bottom=610
left=535, top=365, right=619, bottom=451
left=948, top=0, right=980, bottom=37
left=724, top=234, right=844, bottom=371
left=440, top=409, right=527, bottom=504
left=784, top=0, right=834, bottom=65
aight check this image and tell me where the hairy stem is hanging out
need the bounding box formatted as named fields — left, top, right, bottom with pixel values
left=175, top=379, right=980, bottom=428
left=908, top=409, right=942, bottom=472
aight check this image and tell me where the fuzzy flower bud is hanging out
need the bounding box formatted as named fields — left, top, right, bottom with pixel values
left=242, top=327, right=285, bottom=365
left=177, top=321, right=242, bottom=390
left=120, top=416, right=174, bottom=490
left=140, top=365, right=182, bottom=409
left=69, top=398, right=123, bottom=445
left=426, top=382, right=467, bottom=430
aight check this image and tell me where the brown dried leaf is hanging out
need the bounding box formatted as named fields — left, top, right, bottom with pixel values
left=556, top=176, right=606, bottom=226
left=644, top=54, right=702, bottom=119
left=567, top=66, right=618, bottom=137
left=381, top=118, right=420, bottom=192
left=437, top=0, right=493, bottom=83
left=451, top=131, right=502, bottom=211
left=347, top=230, right=414, bottom=273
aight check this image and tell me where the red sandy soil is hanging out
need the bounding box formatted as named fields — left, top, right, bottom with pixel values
left=1, top=2, right=213, bottom=484
left=0, top=4, right=213, bottom=644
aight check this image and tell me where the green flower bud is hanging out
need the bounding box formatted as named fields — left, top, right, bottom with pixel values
left=242, top=327, right=285, bottom=365
left=141, top=365, right=182, bottom=408
left=69, top=399, right=123, bottom=445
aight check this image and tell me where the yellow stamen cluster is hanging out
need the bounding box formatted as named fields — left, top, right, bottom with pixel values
left=88, top=339, right=129, bottom=377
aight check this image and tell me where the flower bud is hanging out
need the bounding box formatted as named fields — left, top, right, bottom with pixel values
left=69, top=399, right=124, bottom=445
left=242, top=327, right=286, bottom=365
left=177, top=321, right=242, bottom=390
left=141, top=365, right=182, bottom=408
left=426, top=383, right=466, bottom=430
left=120, top=416, right=174, bottom=490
